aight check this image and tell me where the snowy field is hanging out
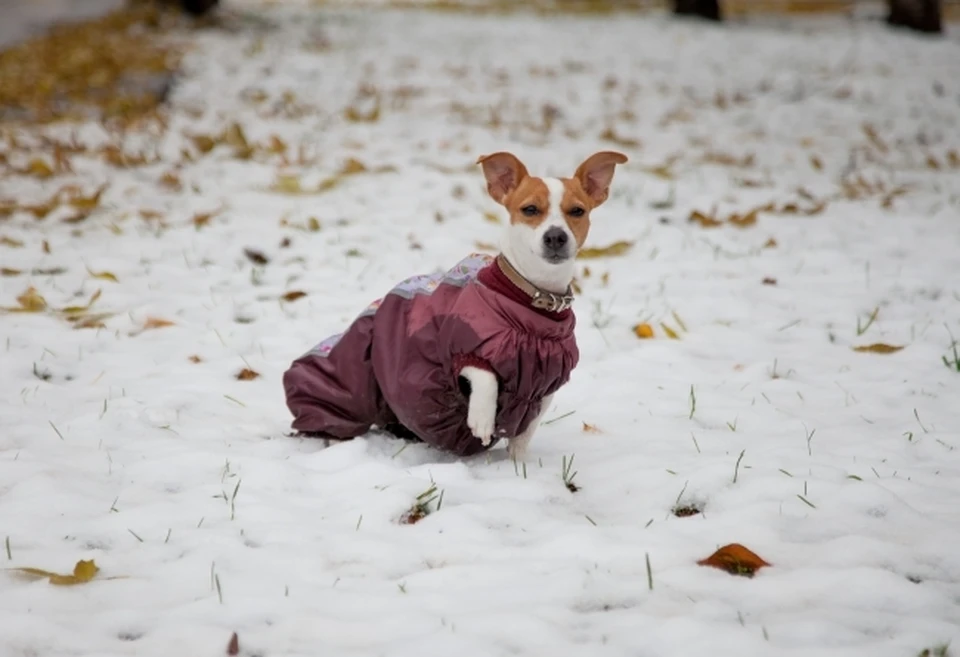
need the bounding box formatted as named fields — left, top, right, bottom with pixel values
left=2, top=3, right=960, bottom=656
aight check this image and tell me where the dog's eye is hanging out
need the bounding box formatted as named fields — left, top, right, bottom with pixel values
left=568, top=207, right=585, bottom=218
left=521, top=205, right=539, bottom=217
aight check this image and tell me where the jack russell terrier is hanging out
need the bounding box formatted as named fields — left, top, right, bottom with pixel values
left=283, top=150, right=627, bottom=460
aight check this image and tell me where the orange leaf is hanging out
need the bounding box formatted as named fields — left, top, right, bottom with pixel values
left=633, top=323, right=654, bottom=339
left=728, top=208, right=758, bottom=228
left=11, top=559, right=100, bottom=585
left=236, top=368, right=261, bottom=381
left=697, top=543, right=770, bottom=577
left=188, top=355, right=203, bottom=363
left=688, top=209, right=722, bottom=228
left=143, top=317, right=175, bottom=330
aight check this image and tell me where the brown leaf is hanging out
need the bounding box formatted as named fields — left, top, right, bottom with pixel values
left=697, top=543, right=770, bottom=577
left=188, top=355, right=203, bottom=363
left=599, top=127, right=641, bottom=149
left=862, top=123, right=888, bottom=154
left=633, top=323, right=654, bottom=339
left=483, top=211, right=501, bottom=225
left=688, top=209, right=722, bottom=228
left=227, top=632, right=240, bottom=656
left=577, top=241, right=633, bottom=259
left=852, top=343, right=905, bottom=354
left=582, top=422, right=602, bottom=433
left=762, top=277, right=778, bottom=286
left=763, top=237, right=778, bottom=249
left=307, top=217, right=321, bottom=232
left=243, top=248, right=270, bottom=265
left=728, top=208, right=758, bottom=228
left=42, top=240, right=51, bottom=254
left=12, top=559, right=100, bottom=585
left=192, top=208, right=223, bottom=229
left=809, top=155, right=823, bottom=171
left=282, top=290, right=307, bottom=302
left=236, top=368, right=261, bottom=381
left=1, top=236, right=25, bottom=248
left=20, top=158, right=55, bottom=179
left=69, top=184, right=108, bottom=212
left=1, top=268, right=21, bottom=277
left=192, top=135, right=217, bottom=154
left=142, top=317, right=175, bottom=330
left=7, top=287, right=48, bottom=312
left=159, top=171, right=182, bottom=190
left=926, top=155, right=941, bottom=170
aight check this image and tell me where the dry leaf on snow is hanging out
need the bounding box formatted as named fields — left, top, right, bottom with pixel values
left=142, top=317, right=175, bottom=330
left=188, top=355, right=203, bottom=363
left=3, top=287, right=48, bottom=313
left=852, top=343, right=904, bottom=354
left=86, top=268, right=118, bottom=283
left=633, top=323, right=654, bottom=339
left=236, top=368, right=261, bottom=381
left=1, top=236, right=25, bottom=248
left=578, top=241, right=633, bottom=259
left=582, top=422, right=602, bottom=434
left=11, top=559, right=99, bottom=585
left=282, top=290, right=307, bottom=302
left=243, top=248, right=269, bottom=265
left=697, top=543, right=770, bottom=577
left=227, top=632, right=240, bottom=656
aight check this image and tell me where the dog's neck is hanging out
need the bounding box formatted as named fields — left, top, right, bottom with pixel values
left=500, top=239, right=576, bottom=295
left=492, top=253, right=575, bottom=315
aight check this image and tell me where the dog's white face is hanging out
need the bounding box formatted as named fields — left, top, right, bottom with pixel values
left=477, top=151, right=628, bottom=293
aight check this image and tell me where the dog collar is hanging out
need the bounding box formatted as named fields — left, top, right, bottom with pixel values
left=495, top=254, right=575, bottom=313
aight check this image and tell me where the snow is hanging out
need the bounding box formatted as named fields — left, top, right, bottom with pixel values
left=2, top=3, right=960, bottom=656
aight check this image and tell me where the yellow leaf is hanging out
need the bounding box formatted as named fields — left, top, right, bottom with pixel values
left=340, top=158, right=368, bottom=175
left=87, top=268, right=118, bottom=283
left=12, top=559, right=100, bottom=585
left=1, top=236, right=25, bottom=248
left=852, top=344, right=904, bottom=354
left=483, top=212, right=501, bottom=225
left=577, top=241, right=633, bottom=259
left=344, top=101, right=381, bottom=123
left=69, top=184, right=108, bottom=212
left=282, top=290, right=307, bottom=302
left=11, top=287, right=48, bottom=312
left=307, top=217, right=321, bottom=232
left=661, top=323, right=680, bottom=339
left=60, top=289, right=102, bottom=316
left=271, top=174, right=303, bottom=194
left=1, top=268, right=22, bottom=277
left=728, top=208, right=758, bottom=228
left=23, top=158, right=55, bottom=179
left=671, top=311, right=688, bottom=332
left=633, top=323, right=654, bottom=339
left=473, top=241, right=497, bottom=251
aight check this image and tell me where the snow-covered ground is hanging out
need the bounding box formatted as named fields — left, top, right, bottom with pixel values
left=2, top=4, right=960, bottom=656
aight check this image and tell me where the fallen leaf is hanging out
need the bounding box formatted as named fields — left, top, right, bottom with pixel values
left=483, top=211, right=501, bottom=224
left=192, top=209, right=222, bottom=229
left=282, top=290, right=307, bottom=302
left=948, top=150, right=960, bottom=168
left=763, top=237, right=778, bottom=249
left=633, top=323, right=654, bottom=339
left=809, top=155, right=823, bottom=171
left=236, top=368, right=261, bottom=381
left=192, top=135, right=216, bottom=154
left=307, top=217, right=321, bottom=232
left=280, top=237, right=292, bottom=248
left=271, top=173, right=304, bottom=194
left=473, top=241, right=497, bottom=251
left=862, top=123, right=888, bottom=154
left=227, top=632, right=240, bottom=656
left=577, top=241, right=633, bottom=259
left=11, top=559, right=100, bottom=585
left=852, top=343, right=904, bottom=354
left=6, top=287, right=48, bottom=312
left=600, top=272, right=610, bottom=286
left=71, top=313, right=111, bottom=329
left=1, top=236, right=25, bottom=248
left=582, top=422, right=602, bottom=433
left=697, top=543, right=770, bottom=577
left=243, top=248, right=269, bottom=265
left=33, top=266, right=67, bottom=276
left=599, top=127, right=641, bottom=148
left=60, top=289, right=102, bottom=315
left=660, top=323, right=680, bottom=339
left=142, top=317, right=175, bottom=330
left=159, top=171, right=182, bottom=190
left=728, top=208, right=758, bottom=228
left=926, top=155, right=941, bottom=170
left=21, top=158, right=55, bottom=179
left=69, top=184, right=108, bottom=212
left=87, top=268, right=119, bottom=283
left=762, top=277, right=778, bottom=286
left=188, top=355, right=203, bottom=363
left=688, top=209, right=722, bottom=228
left=1, top=268, right=21, bottom=276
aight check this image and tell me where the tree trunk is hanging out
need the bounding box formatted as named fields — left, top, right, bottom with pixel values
left=887, top=0, right=942, bottom=33
left=674, top=0, right=722, bottom=21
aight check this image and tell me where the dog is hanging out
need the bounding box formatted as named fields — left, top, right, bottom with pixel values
left=283, top=150, right=627, bottom=460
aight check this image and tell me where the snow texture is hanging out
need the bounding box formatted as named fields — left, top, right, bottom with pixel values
left=2, top=3, right=960, bottom=656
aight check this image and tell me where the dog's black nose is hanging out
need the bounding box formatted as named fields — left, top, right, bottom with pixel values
left=542, top=228, right=569, bottom=251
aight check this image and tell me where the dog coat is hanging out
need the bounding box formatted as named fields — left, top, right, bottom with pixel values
left=283, top=254, right=579, bottom=456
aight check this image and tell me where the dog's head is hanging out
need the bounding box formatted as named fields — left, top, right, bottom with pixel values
left=477, top=151, right=627, bottom=290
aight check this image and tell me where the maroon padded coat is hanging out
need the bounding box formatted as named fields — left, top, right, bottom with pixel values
left=283, top=254, right=579, bottom=456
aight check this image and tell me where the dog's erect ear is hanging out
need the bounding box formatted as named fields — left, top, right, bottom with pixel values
left=574, top=151, right=628, bottom=206
left=476, top=152, right=529, bottom=204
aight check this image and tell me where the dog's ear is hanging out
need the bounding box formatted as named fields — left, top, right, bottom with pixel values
left=573, top=151, right=628, bottom=206
left=476, top=152, right=529, bottom=204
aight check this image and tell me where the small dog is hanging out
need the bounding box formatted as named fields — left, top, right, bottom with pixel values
left=283, top=150, right=627, bottom=459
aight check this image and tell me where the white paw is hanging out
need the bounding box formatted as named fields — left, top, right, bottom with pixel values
left=467, top=396, right=496, bottom=446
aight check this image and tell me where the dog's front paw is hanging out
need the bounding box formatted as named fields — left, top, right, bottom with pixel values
left=467, top=396, right=496, bottom=446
